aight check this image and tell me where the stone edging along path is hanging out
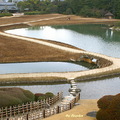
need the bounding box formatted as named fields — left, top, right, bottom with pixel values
left=0, top=16, right=120, bottom=82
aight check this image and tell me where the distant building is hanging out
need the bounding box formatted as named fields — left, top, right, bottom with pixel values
left=0, top=2, right=18, bottom=13
left=105, top=12, right=114, bottom=19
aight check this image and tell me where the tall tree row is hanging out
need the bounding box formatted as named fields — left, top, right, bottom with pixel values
left=17, top=0, right=120, bottom=18
left=65, top=0, right=120, bottom=18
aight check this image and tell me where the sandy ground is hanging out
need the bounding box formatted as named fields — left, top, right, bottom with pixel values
left=43, top=99, right=98, bottom=120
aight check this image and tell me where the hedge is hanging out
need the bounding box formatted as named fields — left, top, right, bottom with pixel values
left=0, top=13, right=13, bottom=17
left=24, top=11, right=47, bottom=15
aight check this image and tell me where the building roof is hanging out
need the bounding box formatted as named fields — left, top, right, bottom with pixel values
left=105, top=12, right=114, bottom=16
left=0, top=2, right=16, bottom=6
left=0, top=2, right=18, bottom=11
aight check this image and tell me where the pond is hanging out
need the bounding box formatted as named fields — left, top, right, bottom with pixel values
left=0, top=62, right=88, bottom=74
left=1, top=76, right=120, bottom=99
left=3, top=24, right=120, bottom=99
left=6, top=24, right=120, bottom=58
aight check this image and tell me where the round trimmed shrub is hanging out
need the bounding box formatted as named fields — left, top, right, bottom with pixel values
left=38, top=96, right=46, bottom=101
left=97, top=95, right=114, bottom=109
left=45, top=92, right=54, bottom=98
left=35, top=93, right=45, bottom=101
left=97, top=93, right=120, bottom=120
left=96, top=109, right=111, bottom=120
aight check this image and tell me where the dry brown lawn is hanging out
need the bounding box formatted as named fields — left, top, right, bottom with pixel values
left=0, top=14, right=61, bottom=25
left=31, top=15, right=120, bottom=26
left=43, top=99, right=98, bottom=120
left=0, top=14, right=119, bottom=63
left=0, top=34, right=81, bottom=63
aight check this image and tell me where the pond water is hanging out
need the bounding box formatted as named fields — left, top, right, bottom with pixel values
left=0, top=62, right=87, bottom=74
left=6, top=24, right=120, bottom=58
left=1, top=76, right=120, bottom=99
left=3, top=24, right=120, bottom=99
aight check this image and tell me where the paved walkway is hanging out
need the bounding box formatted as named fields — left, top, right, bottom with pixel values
left=0, top=16, right=120, bottom=80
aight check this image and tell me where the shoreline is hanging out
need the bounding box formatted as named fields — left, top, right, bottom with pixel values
left=0, top=14, right=120, bottom=84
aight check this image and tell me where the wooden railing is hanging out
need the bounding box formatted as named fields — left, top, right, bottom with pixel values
left=0, top=93, right=80, bottom=120
left=0, top=92, right=63, bottom=119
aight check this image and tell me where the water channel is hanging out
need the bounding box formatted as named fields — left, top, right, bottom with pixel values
left=2, top=24, right=120, bottom=99
left=0, top=62, right=88, bottom=74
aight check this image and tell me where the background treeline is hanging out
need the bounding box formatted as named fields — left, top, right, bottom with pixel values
left=17, top=0, right=120, bottom=18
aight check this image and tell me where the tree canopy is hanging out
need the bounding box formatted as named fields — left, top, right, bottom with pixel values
left=17, top=0, right=120, bottom=18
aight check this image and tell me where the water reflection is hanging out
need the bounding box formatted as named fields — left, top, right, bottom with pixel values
left=6, top=24, right=120, bottom=58
left=106, top=29, right=113, bottom=39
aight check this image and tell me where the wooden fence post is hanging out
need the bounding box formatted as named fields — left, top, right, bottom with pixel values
left=26, top=113, right=29, bottom=120
left=57, top=106, right=59, bottom=114
left=43, top=109, right=46, bottom=118
left=70, top=103, right=72, bottom=109
left=78, top=93, right=80, bottom=100
left=5, top=107, right=8, bottom=118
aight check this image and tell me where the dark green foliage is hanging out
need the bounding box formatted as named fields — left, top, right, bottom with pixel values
left=45, top=92, right=54, bottom=98
left=38, top=96, right=46, bottom=101
left=96, top=93, right=120, bottom=120
left=22, top=89, right=35, bottom=101
left=66, top=0, right=120, bottom=18
left=0, top=13, right=13, bottom=17
left=35, top=92, right=54, bottom=101
left=35, top=93, right=45, bottom=101
left=17, top=0, right=120, bottom=18
left=0, top=88, right=34, bottom=108
left=24, top=11, right=47, bottom=15
left=65, top=8, right=73, bottom=15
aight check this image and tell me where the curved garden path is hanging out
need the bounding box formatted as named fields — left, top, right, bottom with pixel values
left=0, top=15, right=120, bottom=81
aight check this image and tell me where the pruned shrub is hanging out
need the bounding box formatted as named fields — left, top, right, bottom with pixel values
left=24, top=11, right=47, bottom=15
left=0, top=13, right=13, bottom=17
left=96, top=109, right=111, bottom=120
left=0, top=88, right=35, bottom=108
left=38, top=96, right=46, bottom=101
left=45, top=92, right=54, bottom=98
left=35, top=93, right=45, bottom=101
left=22, top=89, right=35, bottom=102
left=96, top=93, right=120, bottom=120
left=97, top=95, right=114, bottom=109
left=36, top=92, right=54, bottom=101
